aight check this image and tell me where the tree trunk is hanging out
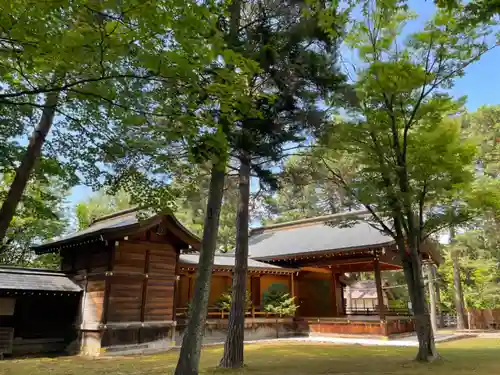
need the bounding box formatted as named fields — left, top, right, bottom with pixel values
left=220, top=155, right=250, bottom=369
left=450, top=226, right=467, bottom=330
left=398, top=238, right=438, bottom=361
left=452, top=251, right=467, bottom=330
left=425, top=264, right=438, bottom=335
left=433, top=265, right=445, bottom=328
left=0, top=91, right=59, bottom=245
left=174, top=161, right=226, bottom=375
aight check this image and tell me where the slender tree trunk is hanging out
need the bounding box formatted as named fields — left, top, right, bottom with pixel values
left=0, top=91, right=59, bottom=245
left=452, top=251, right=467, bottom=329
left=433, top=266, right=445, bottom=328
left=174, top=161, right=226, bottom=375
left=220, top=154, right=250, bottom=369
left=218, top=0, right=244, bottom=367
left=398, top=237, right=437, bottom=361
left=425, top=264, right=438, bottom=335
left=450, top=226, right=467, bottom=330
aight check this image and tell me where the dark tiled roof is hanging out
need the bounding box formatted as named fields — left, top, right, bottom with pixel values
left=32, top=208, right=200, bottom=253
left=248, top=210, right=394, bottom=260
left=0, top=267, right=81, bottom=292
left=179, top=254, right=297, bottom=273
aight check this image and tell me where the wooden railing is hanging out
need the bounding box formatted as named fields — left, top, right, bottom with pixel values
left=176, top=305, right=281, bottom=319
left=175, top=306, right=412, bottom=320
left=345, top=307, right=412, bottom=317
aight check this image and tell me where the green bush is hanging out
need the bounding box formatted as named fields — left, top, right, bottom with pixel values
left=263, top=290, right=298, bottom=317
left=216, top=288, right=252, bottom=311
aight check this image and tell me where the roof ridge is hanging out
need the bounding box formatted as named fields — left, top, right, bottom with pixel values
left=0, top=266, right=68, bottom=276
left=90, top=207, right=140, bottom=225
left=250, top=210, right=370, bottom=234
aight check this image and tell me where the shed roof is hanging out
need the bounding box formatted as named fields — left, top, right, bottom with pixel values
left=179, top=254, right=297, bottom=273
left=249, top=210, right=394, bottom=260
left=32, top=208, right=200, bottom=253
left=0, top=267, right=82, bottom=293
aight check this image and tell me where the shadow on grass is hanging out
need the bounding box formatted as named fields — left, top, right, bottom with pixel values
left=2, top=338, right=499, bottom=375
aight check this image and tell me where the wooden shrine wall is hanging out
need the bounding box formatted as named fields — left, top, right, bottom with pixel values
left=208, top=275, right=232, bottom=305
left=177, top=274, right=235, bottom=308
left=259, top=275, right=291, bottom=304
left=176, top=272, right=292, bottom=311
left=107, top=237, right=178, bottom=324
left=296, top=271, right=335, bottom=318
left=60, top=229, right=180, bottom=351
left=60, top=242, right=111, bottom=330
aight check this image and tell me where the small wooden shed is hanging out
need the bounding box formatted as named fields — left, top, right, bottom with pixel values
left=0, top=267, right=82, bottom=357
left=32, top=208, right=200, bottom=356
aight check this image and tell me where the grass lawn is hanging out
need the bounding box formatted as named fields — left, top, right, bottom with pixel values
left=1, top=338, right=499, bottom=375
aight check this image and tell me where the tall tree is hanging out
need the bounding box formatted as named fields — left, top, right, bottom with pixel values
left=220, top=0, right=347, bottom=368
left=444, top=105, right=500, bottom=328
left=256, top=154, right=358, bottom=225
left=172, top=165, right=239, bottom=252
left=0, top=0, right=228, bottom=247
left=75, top=189, right=133, bottom=230
left=449, top=225, right=468, bottom=329
left=315, top=0, right=492, bottom=360
left=463, top=105, right=500, bottom=178
left=175, top=156, right=228, bottom=375
left=0, top=172, right=68, bottom=268
left=172, top=1, right=263, bottom=373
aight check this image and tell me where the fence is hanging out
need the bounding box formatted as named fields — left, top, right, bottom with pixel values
left=345, top=307, right=412, bottom=316
left=176, top=305, right=281, bottom=320
left=467, top=308, right=500, bottom=330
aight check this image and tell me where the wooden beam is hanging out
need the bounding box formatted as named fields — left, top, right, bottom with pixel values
left=138, top=248, right=151, bottom=344
left=187, top=275, right=192, bottom=302
left=373, top=257, right=386, bottom=320
left=331, top=271, right=338, bottom=316
left=378, top=251, right=402, bottom=268
left=102, top=242, right=115, bottom=325
left=164, top=216, right=201, bottom=250
left=302, top=257, right=376, bottom=268
left=105, top=320, right=175, bottom=329
left=140, top=249, right=151, bottom=323
left=172, top=251, right=180, bottom=321
left=339, top=281, right=345, bottom=315
left=301, top=266, right=331, bottom=274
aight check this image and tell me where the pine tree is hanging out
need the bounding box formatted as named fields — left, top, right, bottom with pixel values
left=220, top=0, right=348, bottom=368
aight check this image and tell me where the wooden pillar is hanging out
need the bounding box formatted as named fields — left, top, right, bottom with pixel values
left=373, top=256, right=385, bottom=320
left=139, top=248, right=150, bottom=344
left=172, top=252, right=180, bottom=321
left=140, top=249, right=151, bottom=323
left=250, top=275, right=261, bottom=307
left=339, top=278, right=345, bottom=315
left=345, top=285, right=352, bottom=314
left=331, top=271, right=338, bottom=316
left=187, top=274, right=193, bottom=302
left=290, top=273, right=295, bottom=298
left=102, top=242, right=115, bottom=325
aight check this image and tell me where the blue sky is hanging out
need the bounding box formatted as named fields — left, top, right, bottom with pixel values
left=67, top=1, right=500, bottom=208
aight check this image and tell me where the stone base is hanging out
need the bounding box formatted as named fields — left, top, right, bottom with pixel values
left=175, top=318, right=296, bottom=345
left=79, top=325, right=177, bottom=357
left=80, top=331, right=102, bottom=357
